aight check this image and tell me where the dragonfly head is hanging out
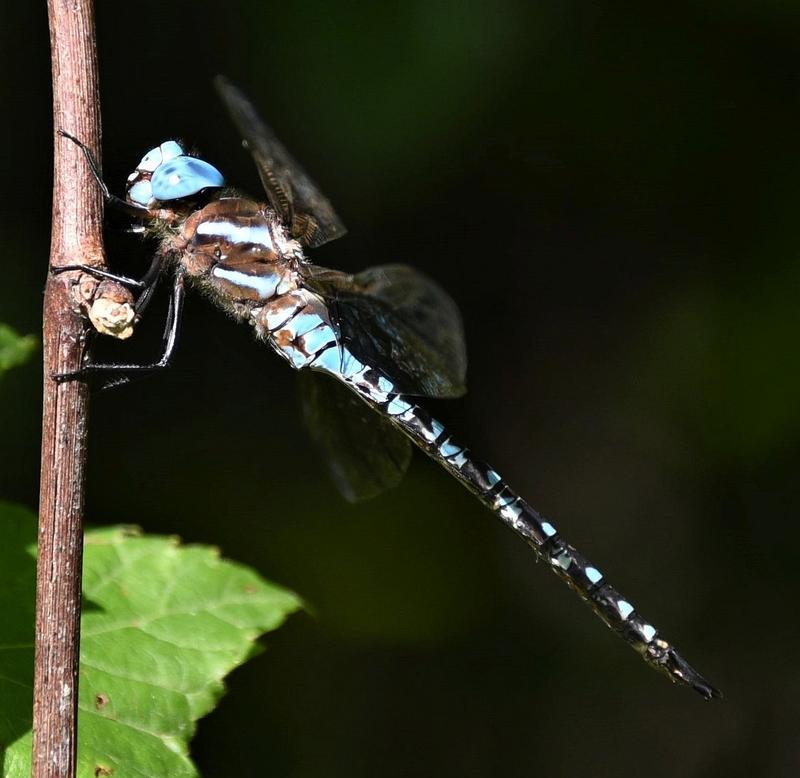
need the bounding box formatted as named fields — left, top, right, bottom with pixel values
left=126, top=140, right=225, bottom=208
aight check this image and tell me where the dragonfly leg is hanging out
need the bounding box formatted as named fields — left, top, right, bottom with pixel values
left=50, top=264, right=146, bottom=289
left=132, top=253, right=168, bottom=317
left=54, top=272, right=185, bottom=387
left=52, top=252, right=167, bottom=311
left=58, top=130, right=156, bottom=221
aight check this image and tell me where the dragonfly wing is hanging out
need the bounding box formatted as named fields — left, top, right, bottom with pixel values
left=303, top=263, right=467, bottom=398
left=298, top=370, right=412, bottom=502
left=214, top=76, right=347, bottom=248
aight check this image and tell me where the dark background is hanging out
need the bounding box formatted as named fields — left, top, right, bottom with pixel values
left=2, top=1, right=799, bottom=776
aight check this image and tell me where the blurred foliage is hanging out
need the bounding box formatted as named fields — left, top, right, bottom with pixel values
left=1, top=0, right=799, bottom=775
left=637, top=269, right=800, bottom=463
left=0, top=325, right=36, bottom=377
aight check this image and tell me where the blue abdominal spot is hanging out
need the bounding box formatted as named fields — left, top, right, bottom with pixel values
left=151, top=157, right=225, bottom=201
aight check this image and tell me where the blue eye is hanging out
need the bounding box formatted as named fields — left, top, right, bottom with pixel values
left=158, top=141, right=184, bottom=163
left=136, top=141, right=186, bottom=173
left=150, top=157, right=225, bottom=202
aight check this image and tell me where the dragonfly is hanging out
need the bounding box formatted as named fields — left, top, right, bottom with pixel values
left=57, top=76, right=720, bottom=700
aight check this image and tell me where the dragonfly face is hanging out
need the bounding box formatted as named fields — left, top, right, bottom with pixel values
left=64, top=77, right=719, bottom=700
left=126, top=140, right=225, bottom=208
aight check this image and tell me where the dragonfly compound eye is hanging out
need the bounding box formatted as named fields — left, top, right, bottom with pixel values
left=126, top=141, right=224, bottom=208
left=151, top=157, right=225, bottom=202
left=135, top=140, right=185, bottom=173
left=126, top=140, right=190, bottom=207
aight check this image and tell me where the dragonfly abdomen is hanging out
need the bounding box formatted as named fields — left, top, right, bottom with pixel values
left=249, top=284, right=721, bottom=700
left=337, top=367, right=721, bottom=700
left=254, top=288, right=340, bottom=370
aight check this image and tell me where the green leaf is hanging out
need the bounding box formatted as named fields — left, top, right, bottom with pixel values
left=0, top=325, right=37, bottom=376
left=0, top=502, right=302, bottom=778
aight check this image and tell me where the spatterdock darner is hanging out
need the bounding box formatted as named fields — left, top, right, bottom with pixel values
left=57, top=77, right=720, bottom=700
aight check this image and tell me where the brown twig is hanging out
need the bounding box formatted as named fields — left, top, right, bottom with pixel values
left=34, top=1, right=103, bottom=775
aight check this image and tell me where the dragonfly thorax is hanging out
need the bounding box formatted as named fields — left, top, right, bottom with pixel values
left=170, top=197, right=303, bottom=323
left=126, top=140, right=225, bottom=209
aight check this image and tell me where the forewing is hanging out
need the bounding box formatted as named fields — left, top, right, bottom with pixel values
left=214, top=76, right=347, bottom=247
left=303, top=264, right=467, bottom=398
left=298, top=370, right=412, bottom=502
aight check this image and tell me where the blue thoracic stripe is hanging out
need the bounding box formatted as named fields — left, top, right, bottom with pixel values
left=197, top=219, right=273, bottom=249
left=212, top=267, right=280, bottom=299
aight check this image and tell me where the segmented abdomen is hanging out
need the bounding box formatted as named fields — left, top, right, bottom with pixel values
left=255, top=289, right=720, bottom=699
left=339, top=364, right=720, bottom=700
